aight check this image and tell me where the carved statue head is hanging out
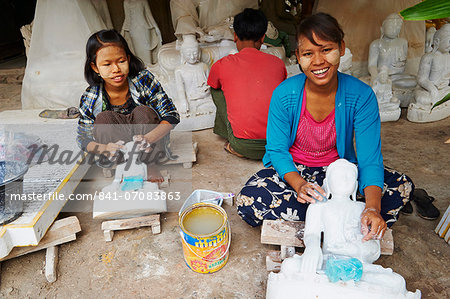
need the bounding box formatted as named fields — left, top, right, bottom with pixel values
left=180, top=35, right=200, bottom=64
left=433, top=24, right=450, bottom=54
left=324, top=159, right=358, bottom=201
left=381, top=13, right=403, bottom=39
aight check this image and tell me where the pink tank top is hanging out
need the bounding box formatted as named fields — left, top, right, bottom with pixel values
left=289, top=91, right=339, bottom=167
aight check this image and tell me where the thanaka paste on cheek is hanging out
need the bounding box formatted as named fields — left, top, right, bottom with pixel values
left=299, top=56, right=312, bottom=72
left=323, top=49, right=341, bottom=66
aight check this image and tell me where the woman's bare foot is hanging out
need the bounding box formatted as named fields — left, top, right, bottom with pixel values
left=147, top=164, right=164, bottom=183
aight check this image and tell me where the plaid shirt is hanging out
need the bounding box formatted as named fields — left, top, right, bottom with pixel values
left=77, top=69, right=179, bottom=151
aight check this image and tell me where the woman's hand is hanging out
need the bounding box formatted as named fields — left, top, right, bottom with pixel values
left=297, top=181, right=327, bottom=204
left=133, top=135, right=153, bottom=153
left=103, top=140, right=125, bottom=158
left=361, top=207, right=387, bottom=241
left=284, top=171, right=327, bottom=204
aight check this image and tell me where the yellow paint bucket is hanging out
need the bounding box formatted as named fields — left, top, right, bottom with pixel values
left=179, top=203, right=230, bottom=273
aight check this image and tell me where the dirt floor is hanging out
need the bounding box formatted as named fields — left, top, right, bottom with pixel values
left=0, top=57, right=449, bottom=298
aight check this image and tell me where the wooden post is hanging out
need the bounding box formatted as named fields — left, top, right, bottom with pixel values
left=45, top=246, right=59, bottom=283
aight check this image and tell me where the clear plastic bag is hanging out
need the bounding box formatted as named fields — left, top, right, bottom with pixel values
left=0, top=130, right=47, bottom=166
left=179, top=189, right=233, bottom=216
left=325, top=255, right=363, bottom=283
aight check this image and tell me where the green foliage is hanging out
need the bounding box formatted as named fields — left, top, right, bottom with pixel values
left=431, top=93, right=450, bottom=111
left=400, top=0, right=450, bottom=21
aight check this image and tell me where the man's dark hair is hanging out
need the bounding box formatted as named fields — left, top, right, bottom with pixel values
left=233, top=8, right=268, bottom=42
left=296, top=12, right=344, bottom=47
left=84, top=29, right=145, bottom=86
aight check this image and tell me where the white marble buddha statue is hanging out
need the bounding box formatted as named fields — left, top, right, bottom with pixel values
left=174, top=36, right=214, bottom=115
left=266, top=159, right=421, bottom=299
left=372, top=66, right=401, bottom=122
left=408, top=24, right=450, bottom=123
left=299, top=159, right=381, bottom=272
left=368, top=14, right=417, bottom=107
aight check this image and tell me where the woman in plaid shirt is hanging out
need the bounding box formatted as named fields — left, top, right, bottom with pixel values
left=77, top=29, right=179, bottom=181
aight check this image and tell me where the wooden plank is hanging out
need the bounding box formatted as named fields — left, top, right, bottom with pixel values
left=380, top=228, right=394, bottom=255
left=444, top=227, right=450, bottom=243
left=101, top=214, right=160, bottom=231
left=104, top=230, right=114, bottom=242
left=435, top=206, right=449, bottom=234
left=45, top=246, right=58, bottom=283
left=261, top=220, right=305, bottom=247
left=438, top=213, right=450, bottom=237
left=0, top=216, right=80, bottom=261
left=151, top=224, right=161, bottom=235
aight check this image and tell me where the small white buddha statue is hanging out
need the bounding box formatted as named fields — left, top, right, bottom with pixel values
left=174, top=36, right=215, bottom=115
left=407, top=24, right=450, bottom=123
left=102, top=141, right=159, bottom=194
left=372, top=66, right=401, bottom=122
left=266, top=159, right=421, bottom=299
left=368, top=13, right=417, bottom=107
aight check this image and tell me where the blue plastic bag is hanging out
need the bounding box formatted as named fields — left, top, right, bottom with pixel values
left=121, top=175, right=144, bottom=191
left=325, top=256, right=363, bottom=283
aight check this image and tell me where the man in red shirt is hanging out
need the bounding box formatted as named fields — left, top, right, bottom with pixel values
left=207, top=8, right=287, bottom=159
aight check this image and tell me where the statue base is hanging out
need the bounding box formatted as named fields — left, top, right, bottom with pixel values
left=407, top=102, right=450, bottom=123
left=266, top=270, right=421, bottom=299
left=394, top=88, right=415, bottom=108
left=380, top=107, right=401, bottom=122
left=174, top=112, right=216, bottom=131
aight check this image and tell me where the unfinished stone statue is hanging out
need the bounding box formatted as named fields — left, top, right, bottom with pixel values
left=408, top=24, right=450, bottom=123
left=94, top=141, right=167, bottom=219
left=368, top=13, right=417, bottom=107
left=372, top=66, right=401, bottom=122
left=21, top=0, right=107, bottom=109
left=20, top=22, right=33, bottom=58
left=266, top=159, right=421, bottom=299
left=121, top=0, right=162, bottom=65
left=91, top=0, right=113, bottom=29
left=169, top=0, right=257, bottom=42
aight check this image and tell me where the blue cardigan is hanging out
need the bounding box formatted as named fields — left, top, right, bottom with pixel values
left=263, top=72, right=384, bottom=194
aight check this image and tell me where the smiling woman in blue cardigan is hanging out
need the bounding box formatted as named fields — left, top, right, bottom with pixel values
left=236, top=13, right=414, bottom=242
